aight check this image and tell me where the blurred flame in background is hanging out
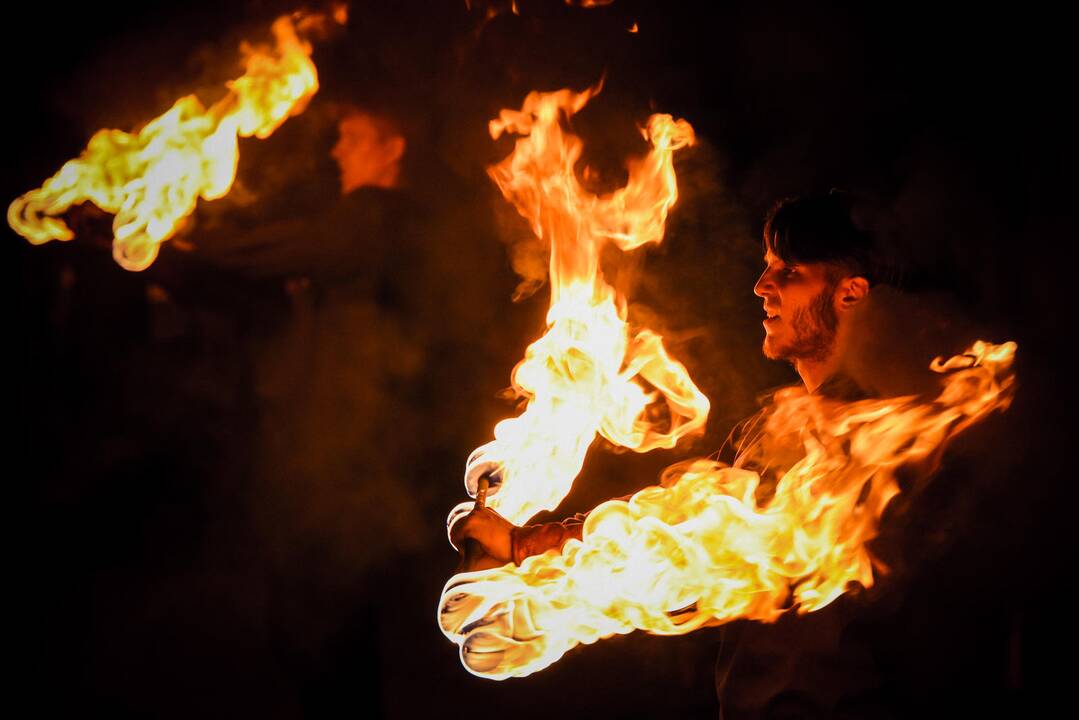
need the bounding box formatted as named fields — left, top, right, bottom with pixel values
left=439, top=85, right=1017, bottom=679
left=8, top=5, right=346, bottom=271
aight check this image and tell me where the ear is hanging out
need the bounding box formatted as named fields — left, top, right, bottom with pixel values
left=384, top=136, right=406, bottom=164
left=836, top=276, right=869, bottom=312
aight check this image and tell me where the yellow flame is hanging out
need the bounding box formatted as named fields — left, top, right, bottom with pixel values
left=8, top=11, right=338, bottom=271
left=441, top=341, right=1016, bottom=678
left=450, top=84, right=708, bottom=533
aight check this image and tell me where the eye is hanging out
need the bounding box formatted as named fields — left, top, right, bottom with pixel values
left=781, top=266, right=798, bottom=278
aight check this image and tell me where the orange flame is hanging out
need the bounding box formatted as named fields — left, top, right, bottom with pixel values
left=8, top=9, right=343, bottom=271
left=448, top=84, right=708, bottom=534
left=441, top=341, right=1016, bottom=678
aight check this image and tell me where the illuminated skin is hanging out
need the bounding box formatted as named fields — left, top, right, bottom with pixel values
left=330, top=112, right=406, bottom=195
left=450, top=505, right=514, bottom=566
left=754, top=249, right=869, bottom=393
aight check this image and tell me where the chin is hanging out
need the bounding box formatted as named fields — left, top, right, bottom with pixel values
left=762, top=333, right=794, bottom=361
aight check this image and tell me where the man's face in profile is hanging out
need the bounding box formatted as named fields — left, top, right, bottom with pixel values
left=754, top=249, right=839, bottom=362
left=330, top=112, right=406, bottom=194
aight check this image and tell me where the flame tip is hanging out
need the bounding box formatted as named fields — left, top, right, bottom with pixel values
left=11, top=10, right=327, bottom=269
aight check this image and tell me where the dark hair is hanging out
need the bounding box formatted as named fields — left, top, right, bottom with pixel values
left=763, top=190, right=879, bottom=285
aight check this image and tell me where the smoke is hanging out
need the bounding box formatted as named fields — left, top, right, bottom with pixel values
left=634, top=136, right=781, bottom=443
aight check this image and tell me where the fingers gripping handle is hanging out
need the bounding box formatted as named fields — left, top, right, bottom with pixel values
left=455, top=473, right=492, bottom=573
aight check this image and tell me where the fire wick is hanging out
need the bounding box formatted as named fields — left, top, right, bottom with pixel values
left=474, top=473, right=490, bottom=510
left=454, top=472, right=494, bottom=574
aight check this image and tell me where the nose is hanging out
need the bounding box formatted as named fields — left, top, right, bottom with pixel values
left=753, top=268, right=774, bottom=298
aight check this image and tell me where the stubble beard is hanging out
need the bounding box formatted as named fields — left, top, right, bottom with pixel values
left=762, top=285, right=839, bottom=363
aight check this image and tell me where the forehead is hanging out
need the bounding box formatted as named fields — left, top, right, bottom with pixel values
left=762, top=233, right=792, bottom=264
left=763, top=249, right=789, bottom=266
left=338, top=113, right=379, bottom=137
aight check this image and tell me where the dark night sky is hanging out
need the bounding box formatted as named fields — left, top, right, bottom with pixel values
left=11, top=1, right=1073, bottom=717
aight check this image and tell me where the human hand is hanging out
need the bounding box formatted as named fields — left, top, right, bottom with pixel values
left=450, top=506, right=516, bottom=572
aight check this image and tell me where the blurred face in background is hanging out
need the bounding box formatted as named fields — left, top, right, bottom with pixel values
left=330, top=111, right=406, bottom=194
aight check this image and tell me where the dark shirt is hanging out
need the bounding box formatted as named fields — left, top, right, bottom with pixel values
left=714, top=372, right=885, bottom=720
left=193, top=186, right=418, bottom=286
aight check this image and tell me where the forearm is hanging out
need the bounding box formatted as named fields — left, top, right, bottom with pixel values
left=510, top=518, right=584, bottom=565
left=194, top=216, right=314, bottom=275
left=509, top=492, right=635, bottom=564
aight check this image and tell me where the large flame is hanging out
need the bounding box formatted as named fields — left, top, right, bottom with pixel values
left=450, top=84, right=709, bottom=532
left=441, top=341, right=1016, bottom=678
left=8, top=8, right=344, bottom=271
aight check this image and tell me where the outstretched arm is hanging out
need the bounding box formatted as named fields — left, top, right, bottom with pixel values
left=192, top=186, right=408, bottom=281
left=453, top=503, right=629, bottom=570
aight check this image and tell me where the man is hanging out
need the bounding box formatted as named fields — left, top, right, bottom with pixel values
left=716, top=191, right=877, bottom=488
left=177, top=102, right=430, bottom=666
left=712, top=192, right=885, bottom=720
left=452, top=190, right=878, bottom=563
left=452, top=191, right=893, bottom=716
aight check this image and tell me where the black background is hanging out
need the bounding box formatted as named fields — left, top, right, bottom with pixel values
left=11, top=1, right=1072, bottom=717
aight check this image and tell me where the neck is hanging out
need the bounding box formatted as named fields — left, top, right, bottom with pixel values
left=340, top=164, right=401, bottom=195
left=794, top=352, right=841, bottom=394
left=795, top=319, right=851, bottom=394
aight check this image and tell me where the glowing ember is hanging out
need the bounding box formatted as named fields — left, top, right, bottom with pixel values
left=441, top=340, right=1016, bottom=678
left=447, top=84, right=709, bottom=537
left=8, top=7, right=344, bottom=271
